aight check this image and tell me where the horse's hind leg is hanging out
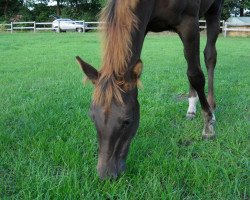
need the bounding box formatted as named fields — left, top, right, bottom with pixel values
left=204, top=13, right=221, bottom=110
left=176, top=16, right=215, bottom=139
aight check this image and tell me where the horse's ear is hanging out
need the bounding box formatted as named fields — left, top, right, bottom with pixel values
left=76, top=56, right=99, bottom=84
left=132, top=59, right=143, bottom=80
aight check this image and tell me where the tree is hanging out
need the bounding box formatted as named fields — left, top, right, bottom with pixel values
left=238, top=0, right=250, bottom=16
left=32, top=3, right=56, bottom=21
left=0, top=0, right=23, bottom=21
left=3, top=0, right=9, bottom=18
left=223, top=0, right=250, bottom=19
left=56, top=0, right=60, bottom=16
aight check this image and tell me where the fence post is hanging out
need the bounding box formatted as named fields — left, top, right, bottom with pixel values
left=57, top=20, right=60, bottom=33
left=83, top=20, right=85, bottom=33
left=224, top=22, right=227, bottom=37
left=11, top=22, right=13, bottom=33
left=34, top=21, right=36, bottom=32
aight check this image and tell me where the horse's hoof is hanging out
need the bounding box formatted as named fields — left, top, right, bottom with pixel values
left=202, top=121, right=215, bottom=140
left=186, top=112, right=196, bottom=120
left=202, top=133, right=215, bottom=140
left=201, top=111, right=216, bottom=140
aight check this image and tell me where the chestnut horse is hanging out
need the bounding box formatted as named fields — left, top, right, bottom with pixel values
left=76, top=0, right=224, bottom=179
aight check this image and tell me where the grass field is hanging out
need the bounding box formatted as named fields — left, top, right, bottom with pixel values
left=0, top=32, right=249, bottom=199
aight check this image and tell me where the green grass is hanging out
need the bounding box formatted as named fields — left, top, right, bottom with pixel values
left=0, top=32, right=249, bottom=199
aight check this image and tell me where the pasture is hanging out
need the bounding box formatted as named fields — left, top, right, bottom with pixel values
left=0, top=32, right=249, bottom=199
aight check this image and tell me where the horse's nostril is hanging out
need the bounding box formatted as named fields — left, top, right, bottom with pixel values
left=97, top=163, right=124, bottom=180
left=119, top=160, right=126, bottom=172
left=98, top=170, right=118, bottom=180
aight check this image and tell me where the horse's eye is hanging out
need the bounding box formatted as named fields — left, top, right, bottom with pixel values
left=123, top=120, right=130, bottom=125
left=121, top=120, right=131, bottom=129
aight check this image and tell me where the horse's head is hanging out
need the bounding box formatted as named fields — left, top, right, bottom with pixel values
left=76, top=56, right=142, bottom=179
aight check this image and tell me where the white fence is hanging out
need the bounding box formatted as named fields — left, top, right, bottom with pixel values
left=1, top=21, right=99, bottom=33
left=1, top=20, right=250, bottom=36
left=199, top=20, right=225, bottom=30
left=223, top=22, right=250, bottom=37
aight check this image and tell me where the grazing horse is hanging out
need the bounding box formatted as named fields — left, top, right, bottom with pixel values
left=76, top=0, right=224, bottom=179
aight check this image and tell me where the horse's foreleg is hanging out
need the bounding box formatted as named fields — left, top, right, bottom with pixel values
left=187, top=14, right=220, bottom=119
left=204, top=14, right=221, bottom=110
left=187, top=85, right=198, bottom=120
left=177, top=16, right=215, bottom=139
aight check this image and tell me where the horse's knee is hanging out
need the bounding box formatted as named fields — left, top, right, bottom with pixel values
left=187, top=69, right=205, bottom=91
left=204, top=45, right=217, bottom=69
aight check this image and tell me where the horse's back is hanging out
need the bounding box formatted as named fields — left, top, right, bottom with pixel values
left=148, top=0, right=223, bottom=31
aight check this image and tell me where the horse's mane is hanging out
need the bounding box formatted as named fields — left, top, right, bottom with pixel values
left=93, top=0, right=139, bottom=108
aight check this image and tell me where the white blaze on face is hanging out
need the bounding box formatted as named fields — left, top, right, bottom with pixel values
left=187, top=96, right=199, bottom=114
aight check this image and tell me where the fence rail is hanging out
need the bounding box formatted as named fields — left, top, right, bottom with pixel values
left=223, top=22, right=250, bottom=37
left=198, top=20, right=225, bottom=30
left=1, top=21, right=99, bottom=33
left=1, top=20, right=250, bottom=36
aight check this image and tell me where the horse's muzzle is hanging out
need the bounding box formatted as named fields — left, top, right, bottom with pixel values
left=97, top=159, right=126, bottom=180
